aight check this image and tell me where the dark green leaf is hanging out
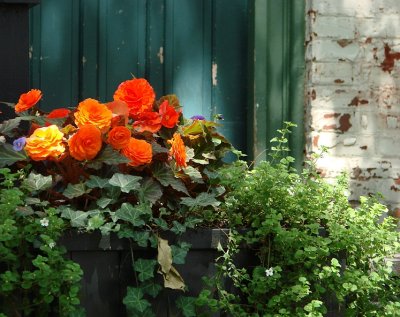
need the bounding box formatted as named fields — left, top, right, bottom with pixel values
left=22, top=172, right=52, bottom=192
left=109, top=173, right=142, bottom=193
left=59, top=206, right=88, bottom=228
left=180, top=192, right=220, bottom=208
left=176, top=296, right=197, bottom=317
left=63, top=183, right=89, bottom=199
left=171, top=221, right=186, bottom=235
left=115, top=203, right=151, bottom=227
left=134, top=258, right=157, bottom=282
left=183, top=166, right=204, bottom=183
left=152, top=163, right=189, bottom=195
left=131, top=231, right=150, bottom=248
left=0, top=143, right=27, bottom=167
left=141, top=282, right=162, bottom=298
left=138, top=178, right=162, bottom=204
left=154, top=218, right=169, bottom=230
left=183, top=217, right=203, bottom=229
left=171, top=242, right=191, bottom=264
left=0, top=117, right=21, bottom=137
left=96, top=197, right=113, bottom=208
left=86, top=175, right=110, bottom=189
left=91, top=145, right=130, bottom=165
left=123, top=287, right=151, bottom=313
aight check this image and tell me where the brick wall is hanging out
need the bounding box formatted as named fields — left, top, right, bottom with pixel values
left=306, top=0, right=400, bottom=210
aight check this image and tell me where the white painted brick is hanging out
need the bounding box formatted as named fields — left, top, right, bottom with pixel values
left=310, top=0, right=375, bottom=17
left=358, top=15, right=400, bottom=38
left=375, top=137, right=400, bottom=157
left=313, top=16, right=356, bottom=39
left=307, top=39, right=361, bottom=62
left=310, top=62, right=354, bottom=85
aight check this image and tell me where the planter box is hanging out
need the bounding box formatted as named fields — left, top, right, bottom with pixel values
left=60, top=229, right=256, bottom=317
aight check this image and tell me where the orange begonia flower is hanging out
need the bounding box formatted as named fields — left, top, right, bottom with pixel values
left=25, top=125, right=65, bottom=161
left=15, top=89, right=42, bottom=113
left=159, top=100, right=181, bottom=128
left=121, top=138, right=152, bottom=166
left=74, top=98, right=112, bottom=133
left=107, top=126, right=131, bottom=150
left=168, top=133, right=187, bottom=168
left=69, top=124, right=102, bottom=161
left=47, top=108, right=71, bottom=119
left=133, top=111, right=162, bottom=133
left=113, top=78, right=155, bottom=119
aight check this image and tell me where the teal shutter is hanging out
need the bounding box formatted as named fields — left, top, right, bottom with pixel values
left=248, top=0, right=306, bottom=167
left=29, top=0, right=249, bottom=153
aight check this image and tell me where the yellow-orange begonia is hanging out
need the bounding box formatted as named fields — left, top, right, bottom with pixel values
left=74, top=98, right=112, bottom=133
left=25, top=125, right=65, bottom=161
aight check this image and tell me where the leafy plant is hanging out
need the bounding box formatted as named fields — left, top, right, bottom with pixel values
left=0, top=168, right=83, bottom=316
left=198, top=123, right=400, bottom=316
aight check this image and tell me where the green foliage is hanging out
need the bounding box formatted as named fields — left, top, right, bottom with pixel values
left=198, top=122, right=400, bottom=317
left=0, top=168, right=83, bottom=316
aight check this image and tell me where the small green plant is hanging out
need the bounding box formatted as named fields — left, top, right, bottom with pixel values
left=197, top=123, right=400, bottom=316
left=0, top=168, right=83, bottom=316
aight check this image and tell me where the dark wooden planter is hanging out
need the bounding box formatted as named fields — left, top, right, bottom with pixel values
left=59, top=229, right=255, bottom=317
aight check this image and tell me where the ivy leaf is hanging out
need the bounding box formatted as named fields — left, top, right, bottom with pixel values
left=96, top=197, right=113, bottom=209
left=138, top=178, right=162, bottom=204
left=63, top=183, right=89, bottom=199
left=22, top=172, right=52, bottom=192
left=59, top=206, right=88, bottom=228
left=0, top=117, right=22, bottom=137
left=152, top=163, right=189, bottom=195
left=134, top=258, right=157, bottom=282
left=86, top=175, right=110, bottom=189
left=171, top=221, right=186, bottom=235
left=184, top=217, right=203, bottom=229
left=123, top=287, right=151, bottom=313
left=115, top=203, right=151, bottom=227
left=141, top=282, right=162, bottom=298
left=176, top=296, right=197, bottom=317
left=131, top=231, right=150, bottom=248
left=154, top=218, right=169, bottom=230
left=182, top=166, right=204, bottom=183
left=180, top=192, right=220, bottom=208
left=90, top=145, right=130, bottom=165
left=171, top=242, right=191, bottom=264
left=109, top=173, right=142, bottom=193
left=0, top=143, right=27, bottom=167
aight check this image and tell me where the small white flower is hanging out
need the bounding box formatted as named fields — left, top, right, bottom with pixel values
left=49, top=242, right=55, bottom=249
left=40, top=218, right=49, bottom=227
left=265, top=267, right=274, bottom=277
left=0, top=136, right=5, bottom=144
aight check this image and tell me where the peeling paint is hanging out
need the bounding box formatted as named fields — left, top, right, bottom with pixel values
left=360, top=145, right=367, bottom=150
left=381, top=43, right=400, bottom=73
left=29, top=46, right=33, bottom=59
left=338, top=113, right=352, bottom=132
left=334, top=79, right=344, bottom=83
left=212, top=62, right=218, bottom=86
left=82, top=56, right=87, bottom=66
left=337, top=39, right=353, bottom=48
left=348, top=96, right=369, bottom=106
left=157, top=47, right=164, bottom=64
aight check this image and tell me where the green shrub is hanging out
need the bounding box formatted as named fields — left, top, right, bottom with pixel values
left=0, top=168, right=83, bottom=316
left=198, top=123, right=400, bottom=317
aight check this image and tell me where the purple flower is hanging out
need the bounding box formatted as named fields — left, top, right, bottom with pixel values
left=12, top=137, right=26, bottom=151
left=190, top=115, right=205, bottom=120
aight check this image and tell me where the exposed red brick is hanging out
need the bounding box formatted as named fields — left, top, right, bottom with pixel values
left=313, top=135, right=319, bottom=147
left=338, top=113, right=352, bottom=132
left=390, top=185, right=400, bottom=192
left=337, top=39, right=352, bottom=48
left=324, top=113, right=341, bottom=119
left=395, top=178, right=400, bottom=185
left=322, top=124, right=337, bottom=130
left=334, top=79, right=345, bottom=83
left=348, top=96, right=369, bottom=106
left=365, top=37, right=372, bottom=44
left=381, top=43, right=400, bottom=73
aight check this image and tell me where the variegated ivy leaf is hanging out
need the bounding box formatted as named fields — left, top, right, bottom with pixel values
left=180, top=192, right=220, bottom=208
left=108, top=173, right=142, bottom=193
left=86, top=175, right=110, bottom=189
left=96, top=197, right=113, bottom=209
left=22, top=172, right=52, bottom=192
left=58, top=206, right=89, bottom=228
left=63, top=183, right=90, bottom=199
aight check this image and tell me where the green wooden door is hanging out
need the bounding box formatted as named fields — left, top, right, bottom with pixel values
left=29, top=0, right=249, bottom=153
left=29, top=0, right=305, bottom=162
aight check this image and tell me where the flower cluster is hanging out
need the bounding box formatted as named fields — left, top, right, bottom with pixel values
left=0, top=78, right=232, bottom=213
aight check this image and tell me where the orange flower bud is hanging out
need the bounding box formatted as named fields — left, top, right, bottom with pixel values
left=168, top=133, right=187, bottom=168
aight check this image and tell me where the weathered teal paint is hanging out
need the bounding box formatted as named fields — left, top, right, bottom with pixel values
left=29, top=0, right=250, bottom=153
left=249, top=0, right=305, bottom=167
left=29, top=0, right=305, bottom=160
